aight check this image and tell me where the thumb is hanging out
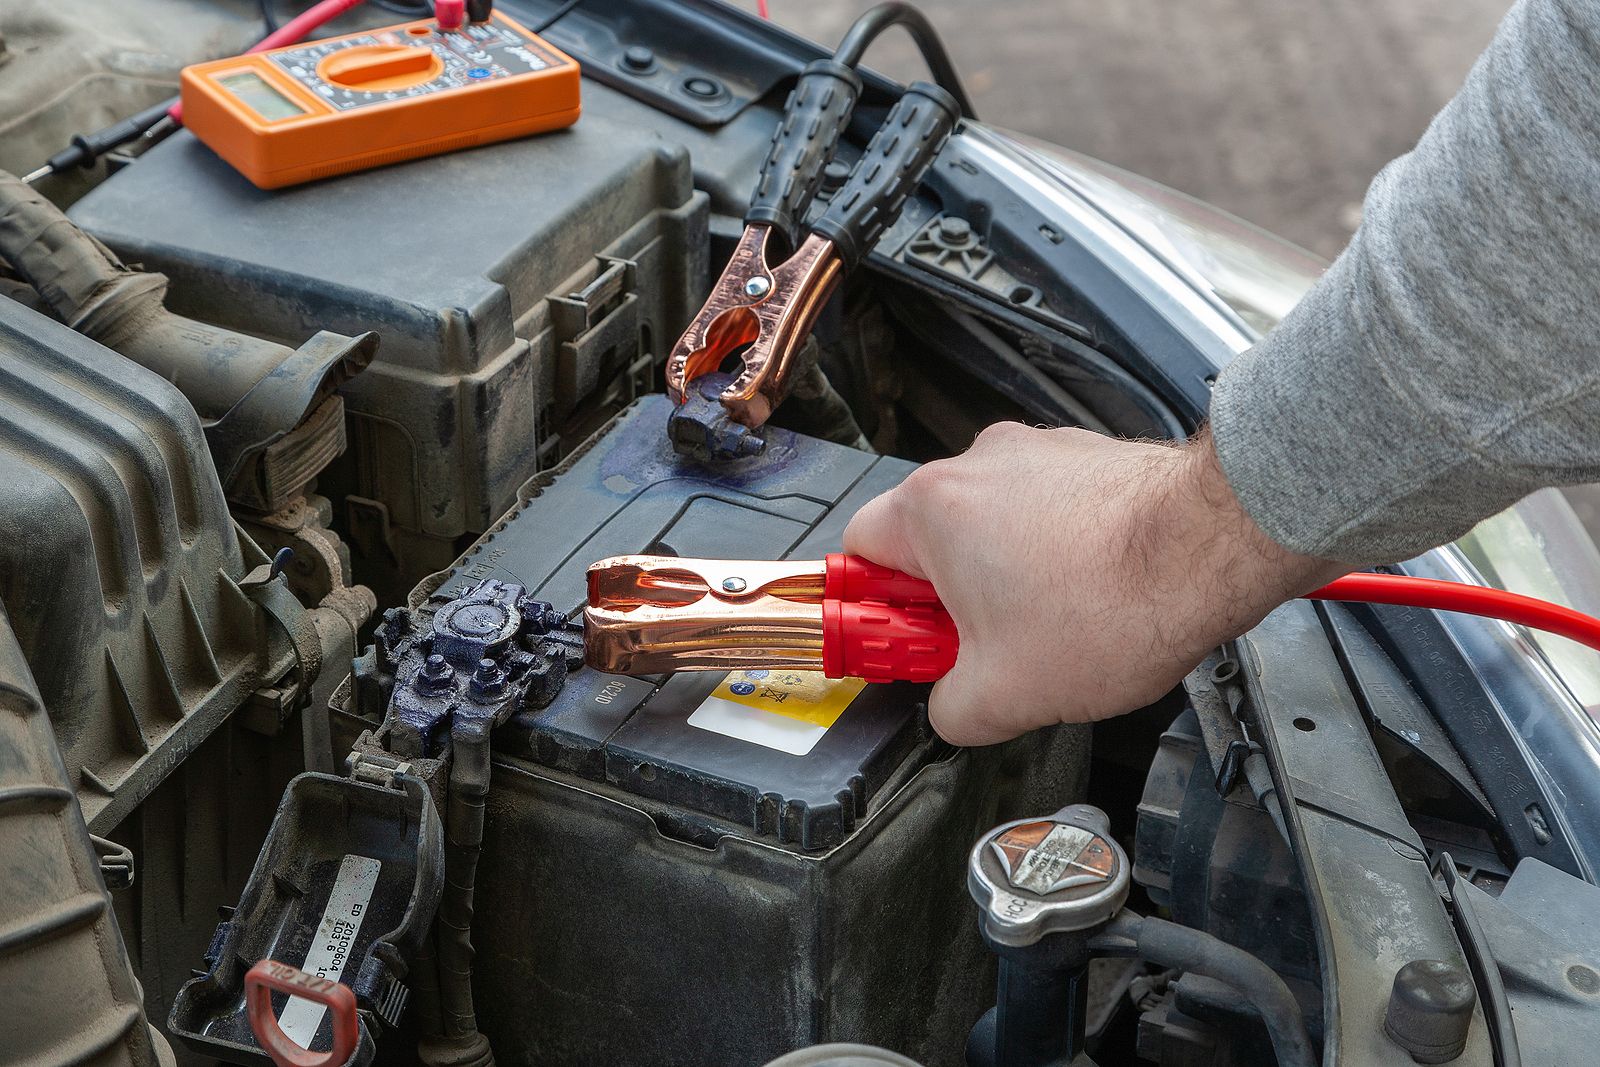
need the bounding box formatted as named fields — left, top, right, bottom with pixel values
left=841, top=486, right=927, bottom=578
left=925, top=645, right=1025, bottom=747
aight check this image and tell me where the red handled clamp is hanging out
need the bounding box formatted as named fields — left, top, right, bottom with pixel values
left=666, top=62, right=959, bottom=429
left=245, top=959, right=359, bottom=1067
left=583, top=553, right=957, bottom=683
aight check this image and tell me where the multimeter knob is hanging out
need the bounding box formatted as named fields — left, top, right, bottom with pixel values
left=319, top=45, right=443, bottom=90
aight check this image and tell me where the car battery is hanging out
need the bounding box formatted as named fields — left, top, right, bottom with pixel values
left=340, top=397, right=1090, bottom=1066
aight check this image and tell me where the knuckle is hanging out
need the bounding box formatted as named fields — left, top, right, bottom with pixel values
left=974, top=420, right=1029, bottom=447
left=901, top=462, right=962, bottom=509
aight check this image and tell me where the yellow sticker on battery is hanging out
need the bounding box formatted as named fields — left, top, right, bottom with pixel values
left=687, top=670, right=867, bottom=755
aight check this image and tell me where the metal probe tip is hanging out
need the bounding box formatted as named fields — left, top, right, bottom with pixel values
left=21, top=165, right=51, bottom=185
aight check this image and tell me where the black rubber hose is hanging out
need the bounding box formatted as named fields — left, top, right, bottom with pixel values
left=831, top=2, right=976, bottom=119
left=420, top=723, right=496, bottom=1067
left=0, top=171, right=298, bottom=419
left=1104, top=913, right=1317, bottom=1067
left=1438, top=856, right=1521, bottom=1067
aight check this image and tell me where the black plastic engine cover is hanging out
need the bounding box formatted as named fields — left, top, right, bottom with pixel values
left=361, top=397, right=1091, bottom=1066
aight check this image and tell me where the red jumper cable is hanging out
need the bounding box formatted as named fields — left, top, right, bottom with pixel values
left=584, top=556, right=1600, bottom=684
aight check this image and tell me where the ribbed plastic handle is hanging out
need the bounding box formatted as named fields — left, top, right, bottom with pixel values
left=810, top=80, right=960, bottom=270
left=824, top=553, right=942, bottom=607
left=746, top=59, right=863, bottom=246
left=821, top=554, right=957, bottom=683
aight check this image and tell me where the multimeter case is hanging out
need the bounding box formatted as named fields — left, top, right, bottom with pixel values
left=333, top=398, right=1090, bottom=1066
left=168, top=772, right=444, bottom=1067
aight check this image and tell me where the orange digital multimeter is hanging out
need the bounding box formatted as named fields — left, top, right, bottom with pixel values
left=180, top=12, right=580, bottom=189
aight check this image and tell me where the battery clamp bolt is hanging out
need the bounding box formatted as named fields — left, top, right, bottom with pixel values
left=742, top=277, right=772, bottom=300
left=418, top=654, right=455, bottom=694
left=470, top=657, right=506, bottom=698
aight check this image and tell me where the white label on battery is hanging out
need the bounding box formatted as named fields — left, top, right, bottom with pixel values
left=687, top=670, right=866, bottom=756
left=277, top=854, right=381, bottom=1048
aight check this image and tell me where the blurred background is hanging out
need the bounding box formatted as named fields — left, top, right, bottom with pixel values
left=771, top=0, right=1508, bottom=260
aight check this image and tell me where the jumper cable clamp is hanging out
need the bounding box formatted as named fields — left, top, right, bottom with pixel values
left=666, top=61, right=959, bottom=428
left=583, top=553, right=958, bottom=683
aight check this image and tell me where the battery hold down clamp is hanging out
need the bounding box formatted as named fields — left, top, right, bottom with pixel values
left=584, top=553, right=957, bottom=683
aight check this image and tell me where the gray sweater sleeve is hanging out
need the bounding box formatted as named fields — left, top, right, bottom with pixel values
left=1209, top=0, right=1600, bottom=563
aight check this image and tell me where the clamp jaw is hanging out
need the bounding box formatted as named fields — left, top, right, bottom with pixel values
left=667, top=227, right=843, bottom=429
left=667, top=63, right=959, bottom=434
left=583, top=553, right=957, bottom=683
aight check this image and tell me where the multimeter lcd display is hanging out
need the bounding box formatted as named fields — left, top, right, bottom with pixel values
left=217, top=71, right=306, bottom=121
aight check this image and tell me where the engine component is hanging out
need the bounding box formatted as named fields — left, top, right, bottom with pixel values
left=1384, top=959, right=1476, bottom=1064
left=0, top=600, right=172, bottom=1067
left=335, top=396, right=1090, bottom=1065
left=1104, top=913, right=1318, bottom=1067
left=169, top=771, right=444, bottom=1067
left=0, top=298, right=318, bottom=831
left=965, top=804, right=1129, bottom=1067
left=380, top=578, right=578, bottom=759
left=66, top=88, right=709, bottom=602
left=0, top=171, right=376, bottom=508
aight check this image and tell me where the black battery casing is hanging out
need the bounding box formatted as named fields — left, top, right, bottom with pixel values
left=353, top=397, right=1090, bottom=1065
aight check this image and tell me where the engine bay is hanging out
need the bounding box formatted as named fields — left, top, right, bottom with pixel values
left=3, top=3, right=1599, bottom=1066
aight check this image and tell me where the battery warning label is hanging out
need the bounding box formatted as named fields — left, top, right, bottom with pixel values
left=687, top=670, right=866, bottom=755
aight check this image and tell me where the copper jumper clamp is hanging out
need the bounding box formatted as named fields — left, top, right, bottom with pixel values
left=583, top=553, right=958, bottom=684
left=666, top=61, right=959, bottom=431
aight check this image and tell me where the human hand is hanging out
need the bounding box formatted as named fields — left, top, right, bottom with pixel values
left=842, top=423, right=1350, bottom=745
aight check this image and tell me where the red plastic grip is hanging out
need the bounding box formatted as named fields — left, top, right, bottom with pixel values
left=435, top=0, right=466, bottom=29
left=245, top=959, right=359, bottom=1067
left=821, top=554, right=958, bottom=682
left=824, top=553, right=943, bottom=608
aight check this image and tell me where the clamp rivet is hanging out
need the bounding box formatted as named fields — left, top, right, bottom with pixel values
left=743, top=276, right=772, bottom=299
left=722, top=577, right=748, bottom=593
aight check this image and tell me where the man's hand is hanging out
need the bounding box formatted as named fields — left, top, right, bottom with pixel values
left=843, top=424, right=1350, bottom=745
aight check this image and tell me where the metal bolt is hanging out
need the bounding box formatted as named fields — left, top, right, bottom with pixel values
left=419, top=654, right=454, bottom=693
left=470, top=657, right=506, bottom=697
left=936, top=215, right=972, bottom=243
left=742, top=276, right=771, bottom=299
left=721, top=577, right=748, bottom=594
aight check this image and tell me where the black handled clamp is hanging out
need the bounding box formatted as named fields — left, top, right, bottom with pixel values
left=666, top=64, right=959, bottom=429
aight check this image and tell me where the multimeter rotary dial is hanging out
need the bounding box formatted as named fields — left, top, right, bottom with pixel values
left=317, top=44, right=444, bottom=92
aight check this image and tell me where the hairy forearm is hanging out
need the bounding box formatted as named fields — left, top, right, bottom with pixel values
left=1211, top=0, right=1600, bottom=562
